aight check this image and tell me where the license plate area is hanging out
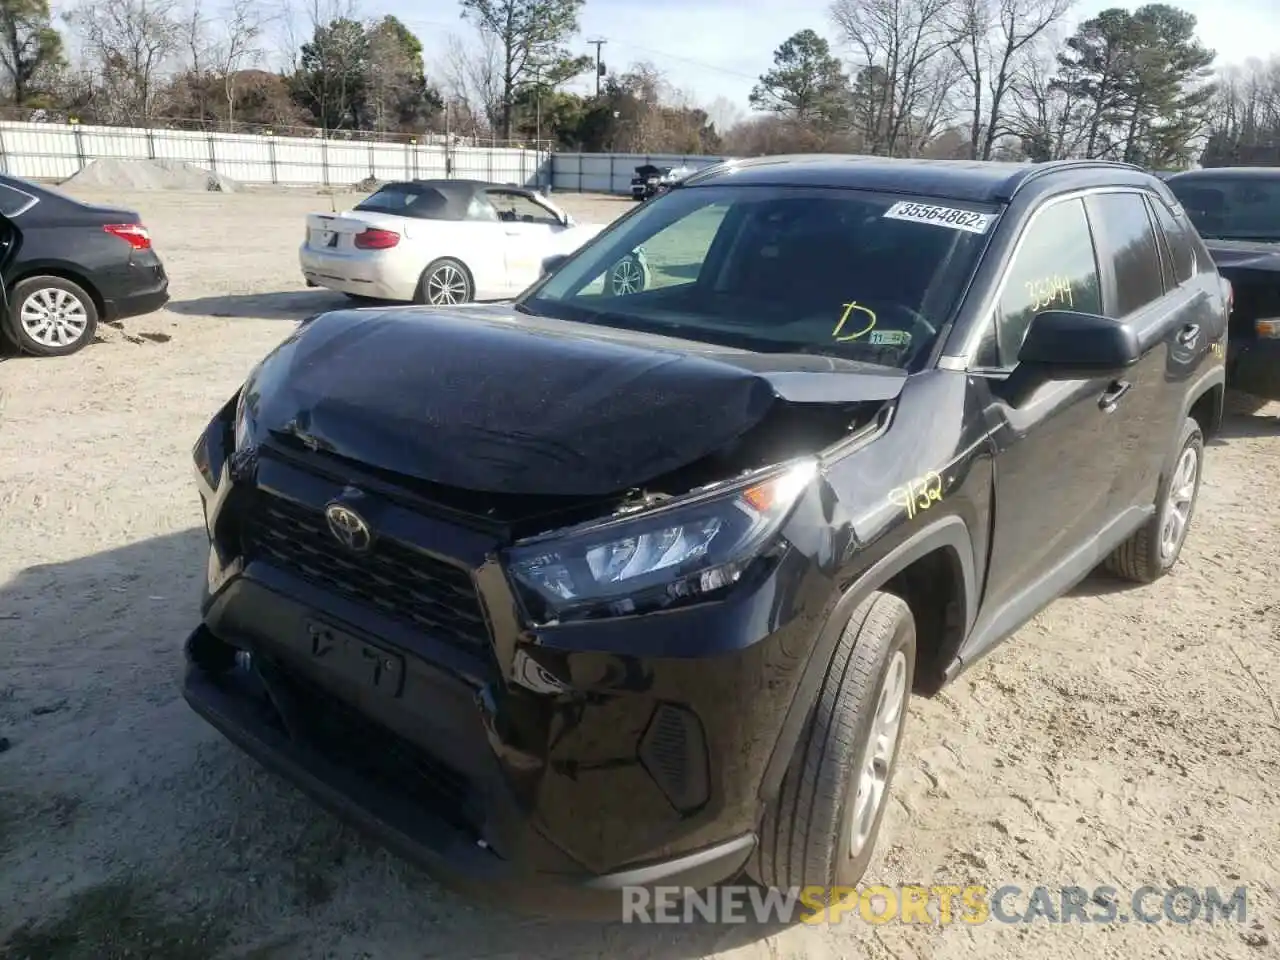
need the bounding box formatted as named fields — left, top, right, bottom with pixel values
left=303, top=618, right=405, bottom=699
left=324, top=231, right=338, bottom=247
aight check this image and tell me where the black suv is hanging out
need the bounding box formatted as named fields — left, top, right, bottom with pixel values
left=185, top=157, right=1228, bottom=916
left=1165, top=166, right=1280, bottom=402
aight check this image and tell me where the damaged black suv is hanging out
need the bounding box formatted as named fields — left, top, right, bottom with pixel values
left=185, top=156, right=1228, bottom=916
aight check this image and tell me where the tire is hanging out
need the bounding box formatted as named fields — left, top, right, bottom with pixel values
left=605, top=252, right=651, bottom=296
left=8, top=275, right=99, bottom=357
left=750, top=591, right=916, bottom=895
left=1104, top=415, right=1204, bottom=583
left=416, top=258, right=473, bottom=306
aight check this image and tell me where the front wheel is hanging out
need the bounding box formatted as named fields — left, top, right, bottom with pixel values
left=7, top=276, right=99, bottom=357
left=749, top=591, right=916, bottom=896
left=416, top=258, right=473, bottom=306
left=1104, top=415, right=1204, bottom=583
left=605, top=252, right=651, bottom=296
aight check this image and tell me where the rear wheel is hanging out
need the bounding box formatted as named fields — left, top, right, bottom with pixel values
left=750, top=592, right=916, bottom=895
left=416, top=258, right=473, bottom=306
left=605, top=252, right=651, bottom=296
left=8, top=276, right=99, bottom=357
left=1104, top=415, right=1204, bottom=583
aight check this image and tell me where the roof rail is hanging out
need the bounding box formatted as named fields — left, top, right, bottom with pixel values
left=1004, top=158, right=1148, bottom=199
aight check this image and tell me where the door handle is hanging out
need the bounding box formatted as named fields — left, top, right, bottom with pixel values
left=1099, top=379, right=1132, bottom=411
left=1177, top=323, right=1201, bottom=347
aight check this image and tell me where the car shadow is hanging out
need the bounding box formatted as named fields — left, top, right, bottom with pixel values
left=166, top=290, right=352, bottom=321
left=1210, top=410, right=1278, bottom=445
left=0, top=529, right=790, bottom=958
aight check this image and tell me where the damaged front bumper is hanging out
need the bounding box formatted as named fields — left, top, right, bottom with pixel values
left=185, top=403, right=839, bottom=916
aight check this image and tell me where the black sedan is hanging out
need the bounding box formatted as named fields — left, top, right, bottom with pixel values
left=0, top=173, right=169, bottom=357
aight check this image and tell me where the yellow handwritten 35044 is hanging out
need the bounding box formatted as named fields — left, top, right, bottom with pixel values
left=888, top=471, right=944, bottom=520
left=1025, top=275, right=1074, bottom=312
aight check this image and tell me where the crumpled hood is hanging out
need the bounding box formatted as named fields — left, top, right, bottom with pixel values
left=245, top=306, right=907, bottom=497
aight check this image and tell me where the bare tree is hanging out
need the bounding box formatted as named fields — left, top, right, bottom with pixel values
left=1007, top=37, right=1089, bottom=160
left=946, top=0, right=1073, bottom=159
left=442, top=29, right=501, bottom=134
left=831, top=0, right=959, bottom=157
left=69, top=0, right=183, bottom=122
left=212, top=0, right=264, bottom=126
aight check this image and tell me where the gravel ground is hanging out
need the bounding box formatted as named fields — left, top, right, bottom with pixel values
left=1, top=186, right=1278, bottom=960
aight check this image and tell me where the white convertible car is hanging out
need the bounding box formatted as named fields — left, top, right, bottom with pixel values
left=300, top=178, right=647, bottom=305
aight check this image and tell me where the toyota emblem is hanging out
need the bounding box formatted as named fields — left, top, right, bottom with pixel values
left=325, top=502, right=373, bottom=552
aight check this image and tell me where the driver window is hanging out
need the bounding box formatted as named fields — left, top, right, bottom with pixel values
left=995, top=197, right=1102, bottom=367
left=486, top=191, right=559, bottom=226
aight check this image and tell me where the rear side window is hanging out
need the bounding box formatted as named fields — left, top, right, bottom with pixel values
left=355, top=185, right=450, bottom=219
left=995, top=197, right=1103, bottom=365
left=1086, top=192, right=1164, bottom=316
left=1147, top=195, right=1195, bottom=284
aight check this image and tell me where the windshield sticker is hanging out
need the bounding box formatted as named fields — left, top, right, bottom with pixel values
left=883, top=202, right=995, bottom=234
left=832, top=301, right=877, bottom=341
left=1026, top=275, right=1074, bottom=312
left=868, top=329, right=910, bottom=346
left=888, top=471, right=945, bottom=520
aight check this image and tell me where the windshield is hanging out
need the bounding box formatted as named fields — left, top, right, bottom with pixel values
left=520, top=184, right=999, bottom=371
left=1167, top=175, right=1280, bottom=242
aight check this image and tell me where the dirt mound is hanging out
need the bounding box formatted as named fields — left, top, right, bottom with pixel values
left=63, top=158, right=240, bottom=192
left=354, top=175, right=386, bottom=191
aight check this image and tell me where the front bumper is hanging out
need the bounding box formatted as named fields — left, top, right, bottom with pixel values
left=183, top=632, right=755, bottom=919
left=187, top=416, right=834, bottom=915
left=1228, top=337, right=1280, bottom=400
left=299, top=245, right=417, bottom=302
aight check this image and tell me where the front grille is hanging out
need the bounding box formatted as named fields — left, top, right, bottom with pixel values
left=264, top=659, right=479, bottom=833
left=243, top=494, right=491, bottom=650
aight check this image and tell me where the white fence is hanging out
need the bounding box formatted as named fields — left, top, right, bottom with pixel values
left=0, top=120, right=549, bottom=189
left=0, top=120, right=726, bottom=195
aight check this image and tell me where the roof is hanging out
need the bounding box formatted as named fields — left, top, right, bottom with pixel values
left=358, top=178, right=550, bottom=222
left=680, top=155, right=1159, bottom=204
left=1166, top=166, right=1280, bottom=180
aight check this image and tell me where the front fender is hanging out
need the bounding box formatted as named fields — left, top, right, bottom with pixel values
left=756, top=514, right=976, bottom=808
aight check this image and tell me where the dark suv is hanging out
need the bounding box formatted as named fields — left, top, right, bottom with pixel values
left=185, top=157, right=1227, bottom=916
left=1165, top=166, right=1280, bottom=402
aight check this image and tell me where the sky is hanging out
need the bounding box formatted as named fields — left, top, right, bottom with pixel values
left=387, top=0, right=1280, bottom=126
left=47, top=0, right=1280, bottom=129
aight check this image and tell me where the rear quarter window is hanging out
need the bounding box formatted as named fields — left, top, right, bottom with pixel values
left=1147, top=194, right=1196, bottom=284
left=1086, top=192, right=1165, bottom=317
left=355, top=185, right=450, bottom=219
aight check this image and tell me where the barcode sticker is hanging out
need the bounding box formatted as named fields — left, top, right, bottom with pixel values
left=883, top=201, right=996, bottom=234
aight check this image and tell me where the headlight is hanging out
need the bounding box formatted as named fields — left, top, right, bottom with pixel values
left=505, top=459, right=818, bottom=623
left=233, top=388, right=253, bottom=451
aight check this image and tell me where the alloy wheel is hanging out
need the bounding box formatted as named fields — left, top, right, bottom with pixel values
left=848, top=649, right=908, bottom=858
left=1160, top=445, right=1199, bottom=561
left=20, top=287, right=89, bottom=348
left=610, top=257, right=644, bottom=295
left=425, top=265, right=468, bottom=305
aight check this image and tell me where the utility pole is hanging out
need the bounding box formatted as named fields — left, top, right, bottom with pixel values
left=588, top=38, right=607, bottom=98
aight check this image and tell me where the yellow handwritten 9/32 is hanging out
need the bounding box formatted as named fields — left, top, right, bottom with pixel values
left=887, top=471, right=944, bottom=520
left=1025, top=275, right=1074, bottom=312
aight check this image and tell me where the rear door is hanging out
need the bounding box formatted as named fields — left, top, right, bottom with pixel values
left=1083, top=190, right=1206, bottom=515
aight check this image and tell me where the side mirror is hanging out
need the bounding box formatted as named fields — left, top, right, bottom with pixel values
left=1017, top=309, right=1140, bottom=379
left=541, top=254, right=569, bottom=276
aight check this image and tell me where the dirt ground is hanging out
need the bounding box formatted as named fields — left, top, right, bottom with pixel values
left=0, top=185, right=1278, bottom=960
